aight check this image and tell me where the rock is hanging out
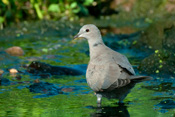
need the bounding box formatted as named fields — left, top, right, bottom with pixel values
left=0, top=70, right=4, bottom=75
left=27, top=61, right=84, bottom=76
left=15, top=75, right=22, bottom=80
left=165, top=0, right=175, bottom=12
left=134, top=22, right=164, bottom=51
left=156, top=99, right=175, bottom=109
left=139, top=49, right=175, bottom=77
left=100, top=26, right=137, bottom=35
left=0, top=78, right=11, bottom=86
left=163, top=25, right=175, bottom=52
left=0, top=51, right=20, bottom=68
left=133, top=21, right=175, bottom=52
left=39, top=73, right=52, bottom=79
left=9, top=68, right=18, bottom=74
left=61, top=88, right=73, bottom=92
left=137, top=23, right=175, bottom=76
left=28, top=82, right=62, bottom=95
left=5, top=46, right=24, bottom=56
left=34, top=79, right=40, bottom=83
left=110, top=0, right=136, bottom=12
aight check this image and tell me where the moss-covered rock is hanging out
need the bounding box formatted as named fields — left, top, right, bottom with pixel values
left=137, top=21, right=175, bottom=77
left=134, top=20, right=175, bottom=51
left=139, top=49, right=175, bottom=77
left=163, top=25, right=175, bottom=52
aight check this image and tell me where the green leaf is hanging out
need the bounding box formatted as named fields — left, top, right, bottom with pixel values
left=2, top=0, right=9, bottom=5
left=72, top=8, right=80, bottom=13
left=0, top=17, right=4, bottom=23
left=155, top=50, right=159, bottom=54
left=155, top=70, right=159, bottom=73
left=34, top=3, right=43, bottom=19
left=70, top=2, right=77, bottom=8
left=145, top=18, right=153, bottom=24
left=42, top=48, right=48, bottom=53
left=48, top=4, right=60, bottom=12
left=84, top=0, right=93, bottom=6
left=79, top=5, right=89, bottom=15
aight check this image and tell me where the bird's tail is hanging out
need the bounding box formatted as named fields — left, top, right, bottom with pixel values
left=129, top=75, right=152, bottom=82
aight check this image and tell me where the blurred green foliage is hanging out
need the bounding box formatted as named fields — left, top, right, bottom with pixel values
left=0, top=0, right=175, bottom=29
left=0, top=0, right=94, bottom=27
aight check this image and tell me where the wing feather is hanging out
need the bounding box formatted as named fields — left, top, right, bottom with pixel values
left=110, top=49, right=136, bottom=75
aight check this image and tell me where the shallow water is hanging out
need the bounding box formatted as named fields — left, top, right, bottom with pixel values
left=0, top=21, right=174, bottom=117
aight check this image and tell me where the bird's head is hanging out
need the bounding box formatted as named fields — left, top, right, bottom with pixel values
left=74, top=24, right=102, bottom=41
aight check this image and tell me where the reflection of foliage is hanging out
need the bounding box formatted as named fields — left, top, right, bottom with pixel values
left=0, top=0, right=94, bottom=27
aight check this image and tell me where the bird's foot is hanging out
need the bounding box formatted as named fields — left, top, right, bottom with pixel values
left=96, top=93, right=102, bottom=107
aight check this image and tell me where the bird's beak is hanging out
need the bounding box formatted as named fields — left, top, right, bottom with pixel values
left=71, top=32, right=84, bottom=44
left=73, top=33, right=81, bottom=39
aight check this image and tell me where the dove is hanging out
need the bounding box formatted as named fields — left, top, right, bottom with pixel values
left=74, top=24, right=152, bottom=105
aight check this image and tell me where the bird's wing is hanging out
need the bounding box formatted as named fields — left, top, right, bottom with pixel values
left=86, top=58, right=126, bottom=92
left=111, top=50, right=136, bottom=75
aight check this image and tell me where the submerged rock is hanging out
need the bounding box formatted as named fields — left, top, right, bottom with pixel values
left=27, top=61, right=84, bottom=76
left=61, top=88, right=73, bottom=92
left=0, top=78, right=11, bottom=86
left=156, top=99, right=175, bottom=109
left=0, top=51, right=20, bottom=68
left=28, top=82, right=62, bottom=95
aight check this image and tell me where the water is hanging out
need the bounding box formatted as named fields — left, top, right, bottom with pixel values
left=0, top=21, right=174, bottom=117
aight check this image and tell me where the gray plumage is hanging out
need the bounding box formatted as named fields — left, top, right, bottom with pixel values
left=74, top=24, right=152, bottom=105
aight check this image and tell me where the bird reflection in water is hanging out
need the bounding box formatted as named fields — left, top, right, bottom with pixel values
left=97, top=81, right=137, bottom=107
left=90, top=104, right=130, bottom=117
left=88, top=82, right=137, bottom=117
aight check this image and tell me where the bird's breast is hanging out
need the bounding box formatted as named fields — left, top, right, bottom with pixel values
left=86, top=60, right=122, bottom=92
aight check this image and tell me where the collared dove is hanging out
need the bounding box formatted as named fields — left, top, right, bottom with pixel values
left=74, top=24, right=152, bottom=105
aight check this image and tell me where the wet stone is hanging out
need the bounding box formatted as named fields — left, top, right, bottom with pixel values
left=0, top=78, right=11, bottom=86
left=0, top=70, right=4, bottom=75
left=61, top=88, right=73, bottom=92
left=27, top=61, right=84, bottom=76
left=9, top=68, right=18, bottom=74
left=139, top=49, right=175, bottom=77
left=156, top=99, right=175, bottom=109
left=0, top=51, right=20, bottom=68
left=39, top=73, right=52, bottom=79
left=163, top=25, right=175, bottom=52
left=5, top=46, right=24, bottom=56
left=28, top=82, right=62, bottom=95
left=15, top=75, right=22, bottom=80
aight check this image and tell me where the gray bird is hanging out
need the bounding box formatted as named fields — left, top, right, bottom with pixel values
left=74, top=24, right=152, bottom=105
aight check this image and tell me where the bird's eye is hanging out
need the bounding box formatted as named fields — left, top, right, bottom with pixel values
left=86, top=29, right=89, bottom=32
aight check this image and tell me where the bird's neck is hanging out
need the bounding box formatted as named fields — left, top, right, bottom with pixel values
left=88, top=39, right=105, bottom=59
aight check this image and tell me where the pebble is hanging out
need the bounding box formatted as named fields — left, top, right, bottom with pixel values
left=9, top=68, right=18, bottom=74
left=5, top=46, right=24, bottom=56
left=0, top=70, right=4, bottom=75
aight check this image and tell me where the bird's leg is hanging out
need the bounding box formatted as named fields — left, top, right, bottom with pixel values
left=96, top=93, right=102, bottom=107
